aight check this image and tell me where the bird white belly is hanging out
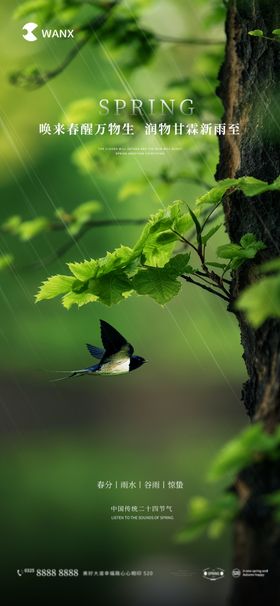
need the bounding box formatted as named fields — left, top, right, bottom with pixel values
left=97, top=358, right=130, bottom=375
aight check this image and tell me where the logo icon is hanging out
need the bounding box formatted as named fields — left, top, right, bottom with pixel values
left=203, top=567, right=225, bottom=581
left=22, top=23, right=38, bottom=42
left=232, top=568, right=241, bottom=578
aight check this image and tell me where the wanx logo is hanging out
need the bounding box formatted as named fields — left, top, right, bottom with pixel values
left=22, top=23, right=74, bottom=42
left=22, top=22, right=38, bottom=42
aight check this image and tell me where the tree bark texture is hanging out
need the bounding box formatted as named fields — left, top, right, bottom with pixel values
left=216, top=1, right=280, bottom=604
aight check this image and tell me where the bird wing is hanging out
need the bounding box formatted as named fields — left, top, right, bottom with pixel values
left=100, top=319, right=134, bottom=357
left=86, top=343, right=105, bottom=359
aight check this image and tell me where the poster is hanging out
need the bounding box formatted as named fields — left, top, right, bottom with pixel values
left=1, top=1, right=279, bottom=604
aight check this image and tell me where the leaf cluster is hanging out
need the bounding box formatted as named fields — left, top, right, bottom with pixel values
left=35, top=175, right=280, bottom=308
left=178, top=423, right=280, bottom=543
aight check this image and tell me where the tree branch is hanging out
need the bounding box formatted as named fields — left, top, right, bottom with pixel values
left=49, top=217, right=146, bottom=231
left=155, top=34, right=225, bottom=46
left=181, top=274, right=230, bottom=302
left=10, top=2, right=119, bottom=89
left=21, top=218, right=146, bottom=270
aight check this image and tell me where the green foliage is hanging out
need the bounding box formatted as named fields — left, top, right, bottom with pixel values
left=100, top=15, right=158, bottom=69
left=266, top=491, right=280, bottom=522
left=72, top=141, right=120, bottom=175
left=1, top=200, right=102, bottom=245
left=197, top=175, right=280, bottom=205
left=63, top=98, right=98, bottom=124
left=1, top=215, right=22, bottom=234
left=35, top=176, right=280, bottom=309
left=202, top=223, right=222, bottom=245
left=178, top=423, right=280, bottom=544
left=188, top=205, right=202, bottom=250
left=237, top=256, right=280, bottom=327
left=0, top=254, right=14, bottom=271
left=35, top=275, right=76, bottom=301
left=248, top=30, right=264, bottom=37
left=9, top=65, right=47, bottom=90
left=68, top=200, right=102, bottom=235
left=217, top=233, right=265, bottom=270
left=132, top=254, right=192, bottom=304
left=118, top=180, right=146, bottom=202
left=248, top=29, right=280, bottom=42
left=35, top=200, right=195, bottom=307
left=177, top=493, right=238, bottom=543
left=237, top=271, right=280, bottom=327
left=13, top=0, right=100, bottom=23
left=17, top=217, right=50, bottom=241
left=13, top=0, right=56, bottom=22
left=2, top=215, right=50, bottom=241
left=208, top=423, right=280, bottom=483
left=12, top=0, right=159, bottom=90
left=203, top=1, right=226, bottom=27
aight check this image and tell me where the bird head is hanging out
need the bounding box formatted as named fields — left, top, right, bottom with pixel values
left=130, top=355, right=147, bottom=371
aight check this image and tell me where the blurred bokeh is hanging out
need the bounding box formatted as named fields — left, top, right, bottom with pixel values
left=0, top=1, right=246, bottom=603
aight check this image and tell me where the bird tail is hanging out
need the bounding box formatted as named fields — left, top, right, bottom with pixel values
left=49, top=369, right=87, bottom=382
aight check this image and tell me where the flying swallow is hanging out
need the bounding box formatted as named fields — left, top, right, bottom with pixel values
left=52, top=319, right=147, bottom=381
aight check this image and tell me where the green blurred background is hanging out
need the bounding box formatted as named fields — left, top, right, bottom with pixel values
left=0, top=1, right=246, bottom=603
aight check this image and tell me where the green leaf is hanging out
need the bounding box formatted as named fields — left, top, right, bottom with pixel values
left=1, top=215, right=21, bottom=233
left=118, top=180, right=146, bottom=201
left=0, top=254, right=13, bottom=270
left=197, top=179, right=237, bottom=205
left=96, top=247, right=136, bottom=277
left=155, top=231, right=178, bottom=245
left=236, top=274, right=280, bottom=326
left=35, top=275, right=75, bottom=302
left=13, top=0, right=52, bottom=20
left=18, top=217, right=49, bottom=241
left=62, top=291, right=98, bottom=310
left=165, top=253, right=192, bottom=275
left=176, top=493, right=238, bottom=543
left=272, top=29, right=280, bottom=35
left=133, top=202, right=193, bottom=267
left=208, top=424, right=280, bottom=482
left=68, top=247, right=135, bottom=282
left=132, top=267, right=181, bottom=304
left=266, top=491, right=280, bottom=506
left=248, top=29, right=264, bottom=37
left=207, top=261, right=227, bottom=269
left=89, top=272, right=133, bottom=306
left=67, top=201, right=102, bottom=236
left=217, top=232, right=265, bottom=269
left=261, top=257, right=280, bottom=272
left=208, top=519, right=226, bottom=539
left=132, top=253, right=191, bottom=305
left=64, top=98, right=97, bottom=124
left=72, top=201, right=102, bottom=221
left=187, top=205, right=202, bottom=249
left=68, top=259, right=99, bottom=282
left=34, top=177, right=280, bottom=312
left=216, top=243, right=242, bottom=259
left=202, top=223, right=222, bottom=245
left=197, top=175, right=280, bottom=206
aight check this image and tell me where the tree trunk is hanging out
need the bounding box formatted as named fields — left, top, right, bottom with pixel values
left=216, top=0, right=280, bottom=603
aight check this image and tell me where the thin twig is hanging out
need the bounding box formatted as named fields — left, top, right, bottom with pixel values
left=196, top=269, right=231, bottom=285
left=11, top=3, right=119, bottom=89
left=20, top=217, right=146, bottom=270
left=181, top=275, right=230, bottom=302
left=155, top=34, right=225, bottom=46
left=200, top=200, right=222, bottom=232
left=171, top=228, right=199, bottom=254
left=49, top=217, right=146, bottom=231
